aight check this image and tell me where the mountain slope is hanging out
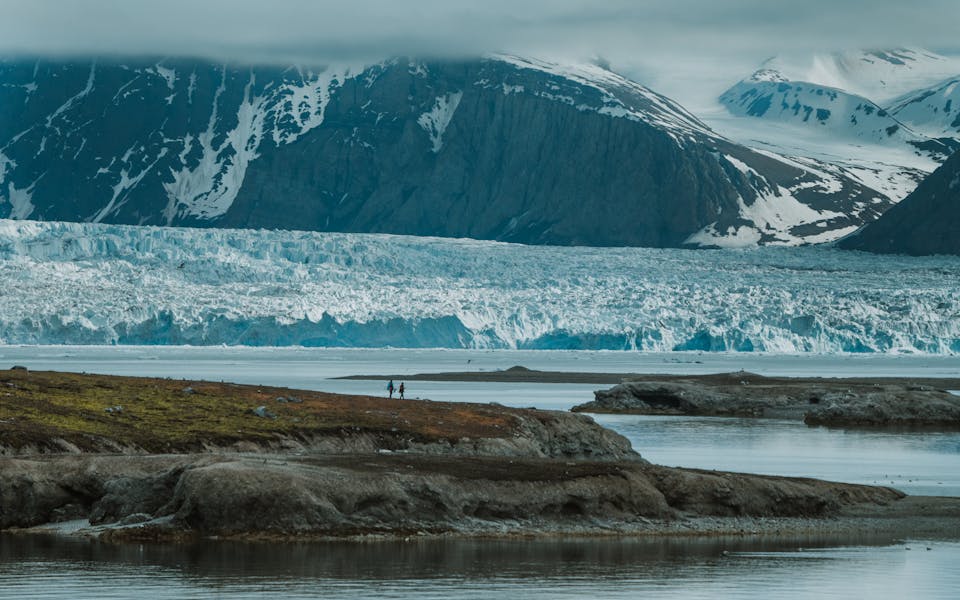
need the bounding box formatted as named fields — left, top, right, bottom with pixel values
left=712, top=48, right=960, bottom=218
left=889, top=76, right=960, bottom=139
left=754, top=48, right=960, bottom=105
left=720, top=71, right=923, bottom=146
left=838, top=150, right=960, bottom=255
left=0, top=56, right=889, bottom=247
left=717, top=58, right=958, bottom=165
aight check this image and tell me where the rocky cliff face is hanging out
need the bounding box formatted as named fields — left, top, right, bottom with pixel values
left=0, top=56, right=888, bottom=247
left=838, top=150, right=960, bottom=255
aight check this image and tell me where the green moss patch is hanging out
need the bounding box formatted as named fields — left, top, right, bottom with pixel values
left=0, top=370, right=524, bottom=453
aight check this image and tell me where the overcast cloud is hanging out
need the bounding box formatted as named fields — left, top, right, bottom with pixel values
left=2, top=0, right=959, bottom=108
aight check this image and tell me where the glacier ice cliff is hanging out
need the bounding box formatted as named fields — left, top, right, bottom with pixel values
left=1, top=220, right=959, bottom=353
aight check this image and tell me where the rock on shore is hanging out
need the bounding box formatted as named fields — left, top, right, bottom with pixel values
left=0, top=453, right=904, bottom=540
left=573, top=373, right=960, bottom=429
left=804, top=392, right=960, bottom=428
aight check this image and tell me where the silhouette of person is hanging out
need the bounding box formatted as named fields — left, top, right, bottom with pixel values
left=399, top=382, right=405, bottom=400
left=387, top=379, right=395, bottom=399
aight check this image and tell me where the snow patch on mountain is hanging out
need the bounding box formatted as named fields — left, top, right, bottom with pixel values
left=162, top=70, right=263, bottom=222
left=417, top=91, right=463, bottom=152
left=95, top=148, right=170, bottom=223
left=493, top=54, right=717, bottom=143
left=0, top=152, right=13, bottom=184
left=2, top=181, right=34, bottom=220
left=686, top=152, right=849, bottom=248
left=44, top=62, right=96, bottom=132
left=187, top=71, right=197, bottom=104
left=889, top=76, right=960, bottom=138
left=0, top=152, right=34, bottom=219
left=152, top=64, right=176, bottom=90
left=269, top=65, right=359, bottom=146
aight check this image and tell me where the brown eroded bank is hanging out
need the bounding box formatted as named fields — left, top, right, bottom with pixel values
left=1, top=368, right=956, bottom=542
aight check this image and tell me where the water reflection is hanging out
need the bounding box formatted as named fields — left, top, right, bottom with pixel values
left=4, top=533, right=957, bottom=600
left=594, top=414, right=960, bottom=496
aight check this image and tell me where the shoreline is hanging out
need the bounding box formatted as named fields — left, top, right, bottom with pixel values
left=338, top=365, right=960, bottom=388
left=9, top=478, right=959, bottom=545
left=6, top=451, right=955, bottom=545
left=341, top=367, right=960, bottom=429
left=3, top=369, right=958, bottom=545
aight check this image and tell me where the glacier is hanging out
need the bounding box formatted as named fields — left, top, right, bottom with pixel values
left=2, top=219, right=960, bottom=353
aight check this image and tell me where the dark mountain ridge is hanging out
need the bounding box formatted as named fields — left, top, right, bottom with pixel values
left=839, top=150, right=960, bottom=255
left=0, top=55, right=888, bottom=247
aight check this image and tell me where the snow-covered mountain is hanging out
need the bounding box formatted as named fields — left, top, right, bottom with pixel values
left=751, top=48, right=960, bottom=105
left=720, top=72, right=935, bottom=149
left=0, top=55, right=894, bottom=247
left=2, top=219, right=959, bottom=352
left=713, top=48, right=960, bottom=213
left=889, top=76, right=960, bottom=139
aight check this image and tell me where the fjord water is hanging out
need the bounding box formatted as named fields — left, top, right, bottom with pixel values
left=4, top=533, right=960, bottom=599
left=2, top=346, right=959, bottom=597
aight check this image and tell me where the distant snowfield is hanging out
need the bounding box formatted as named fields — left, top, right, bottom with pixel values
left=755, top=48, right=960, bottom=106
left=705, top=47, right=960, bottom=210
left=701, top=108, right=937, bottom=202
left=2, top=219, right=960, bottom=354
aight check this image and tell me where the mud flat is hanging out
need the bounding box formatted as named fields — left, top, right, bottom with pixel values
left=1, top=369, right=957, bottom=542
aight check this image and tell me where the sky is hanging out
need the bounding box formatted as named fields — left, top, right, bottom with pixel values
left=2, top=0, right=959, bottom=110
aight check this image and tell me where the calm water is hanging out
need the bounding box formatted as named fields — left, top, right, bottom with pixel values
left=3, top=534, right=960, bottom=600
left=594, top=415, right=960, bottom=497
left=2, top=346, right=959, bottom=597
left=3, top=345, right=960, bottom=383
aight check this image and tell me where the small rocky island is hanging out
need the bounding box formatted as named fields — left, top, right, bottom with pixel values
left=572, top=372, right=960, bottom=429
left=1, top=369, right=956, bottom=542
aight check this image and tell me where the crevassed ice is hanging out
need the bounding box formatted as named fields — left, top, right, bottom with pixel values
left=1, top=219, right=959, bottom=353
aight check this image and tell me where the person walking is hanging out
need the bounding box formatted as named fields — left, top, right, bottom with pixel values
left=387, top=379, right=395, bottom=399
left=399, top=382, right=405, bottom=400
